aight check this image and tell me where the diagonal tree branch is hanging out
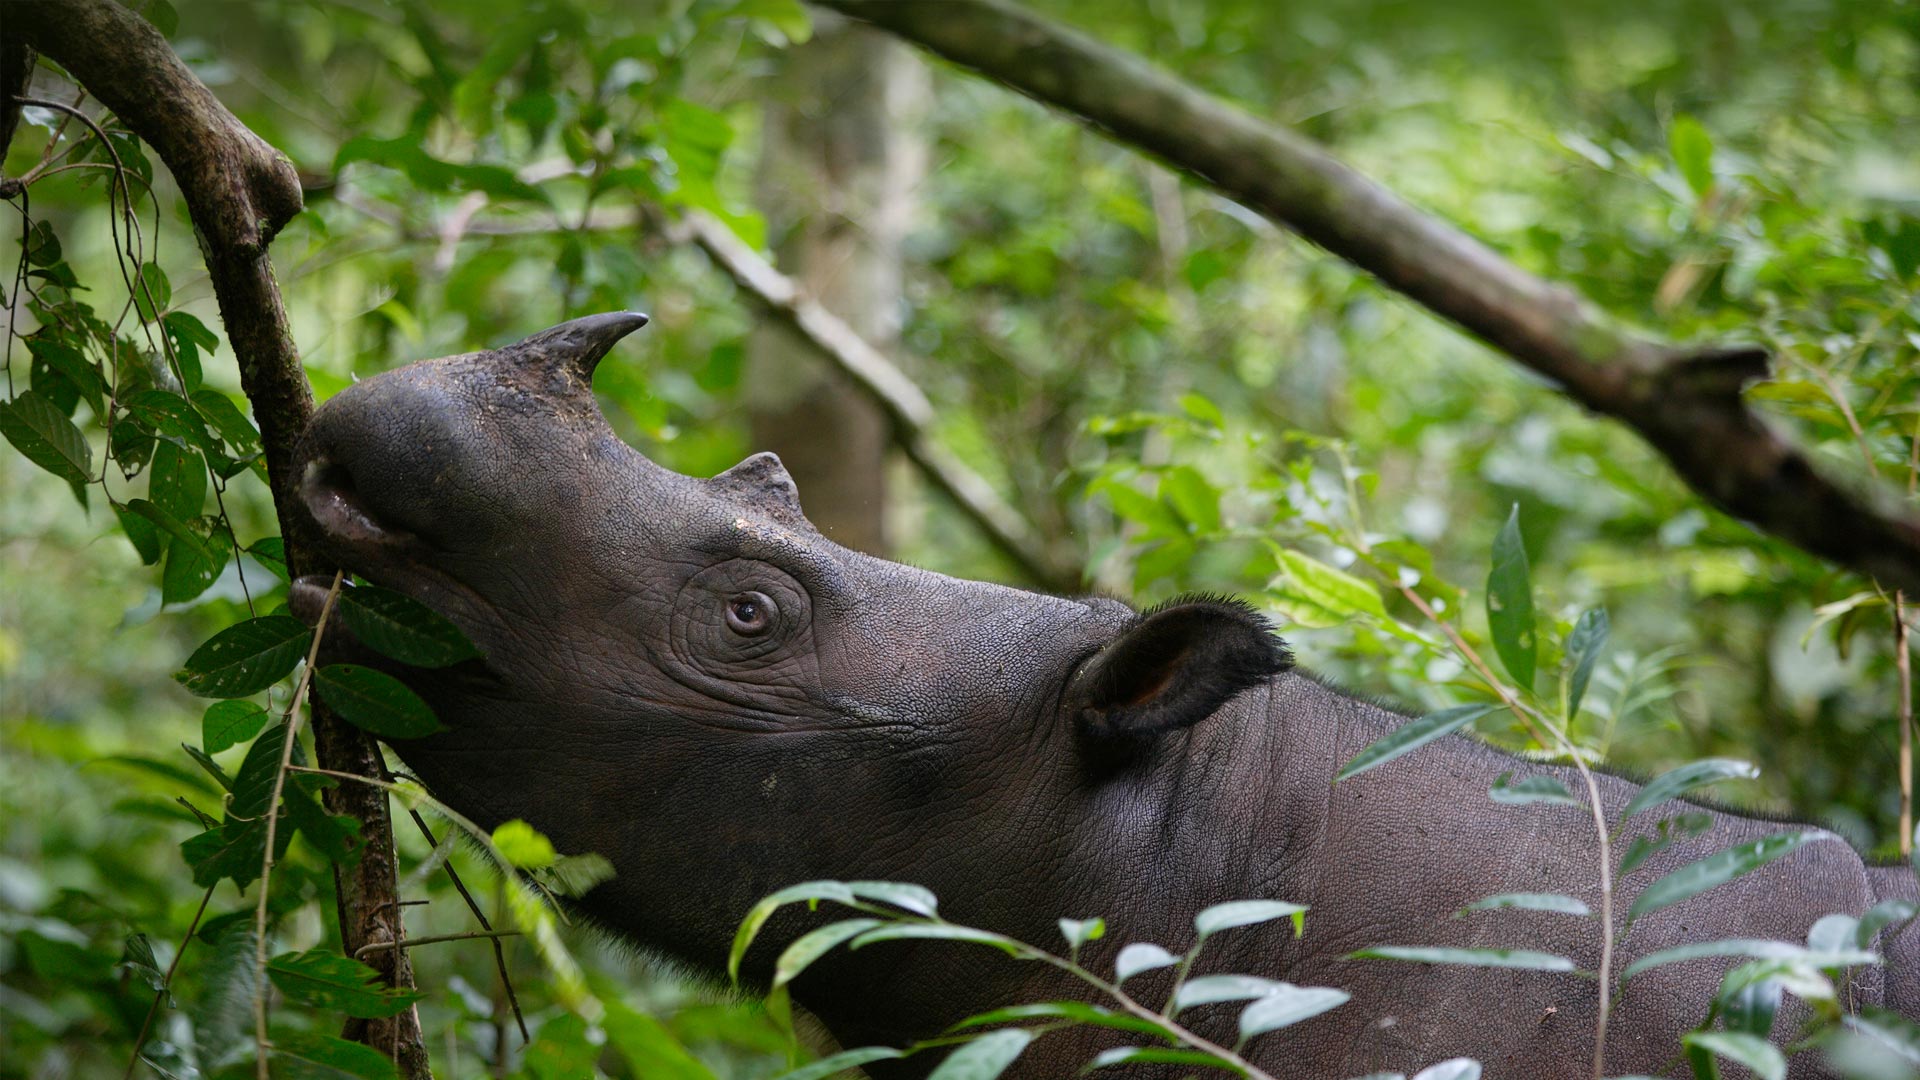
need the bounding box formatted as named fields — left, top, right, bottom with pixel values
left=5, top=2, right=429, bottom=1074
left=673, top=210, right=1080, bottom=591
left=819, top=0, right=1920, bottom=595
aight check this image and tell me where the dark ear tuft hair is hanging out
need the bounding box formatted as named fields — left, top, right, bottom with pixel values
left=1067, top=594, right=1292, bottom=740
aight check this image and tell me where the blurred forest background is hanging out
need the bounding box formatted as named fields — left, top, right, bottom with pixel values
left=2, top=0, right=1917, bottom=1076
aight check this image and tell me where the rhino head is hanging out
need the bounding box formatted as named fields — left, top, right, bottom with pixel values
left=292, top=312, right=1290, bottom=1017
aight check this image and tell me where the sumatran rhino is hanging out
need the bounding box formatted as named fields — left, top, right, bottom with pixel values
left=292, top=313, right=1916, bottom=1078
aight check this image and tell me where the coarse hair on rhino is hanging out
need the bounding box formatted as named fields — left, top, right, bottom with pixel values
left=292, top=314, right=1918, bottom=1079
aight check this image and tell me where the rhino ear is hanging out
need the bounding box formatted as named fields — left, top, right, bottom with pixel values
left=1068, top=597, right=1291, bottom=740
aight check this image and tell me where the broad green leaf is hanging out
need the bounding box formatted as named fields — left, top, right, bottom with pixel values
left=0, top=390, right=92, bottom=485
left=283, top=777, right=362, bottom=867
left=1843, top=1009, right=1920, bottom=1066
left=268, top=949, right=422, bottom=1018
left=270, top=1028, right=401, bottom=1079
left=337, top=585, right=480, bottom=667
left=1682, top=1031, right=1782, bottom=1080
left=849, top=923, right=1024, bottom=956
left=115, top=501, right=165, bottom=564
left=248, top=536, right=289, bottom=581
left=1195, top=899, right=1308, bottom=939
left=1058, top=916, right=1106, bottom=950
left=1086, top=1046, right=1240, bottom=1072
left=730, top=881, right=858, bottom=982
left=1627, top=831, right=1832, bottom=924
left=190, top=389, right=259, bottom=452
left=1268, top=543, right=1388, bottom=624
left=1669, top=115, right=1716, bottom=197
left=26, top=334, right=106, bottom=413
left=1348, top=946, right=1576, bottom=971
left=1723, top=969, right=1784, bottom=1038
left=848, top=881, right=940, bottom=917
left=132, top=261, right=171, bottom=322
left=774, top=918, right=881, bottom=988
left=313, top=664, right=445, bottom=738
left=1808, top=914, right=1859, bottom=954
left=1621, top=758, right=1760, bottom=822
left=1486, top=505, right=1536, bottom=689
left=1458, top=893, right=1590, bottom=917
left=927, top=1027, right=1032, bottom=1080
left=491, top=819, right=556, bottom=869
left=1621, top=938, right=1877, bottom=980
left=226, top=720, right=288, bottom=823
left=202, top=700, right=270, bottom=755
left=190, top=920, right=259, bottom=1069
left=1564, top=608, right=1609, bottom=719
left=181, top=743, right=232, bottom=791
left=1718, top=958, right=1835, bottom=1009
left=1115, top=942, right=1178, bottom=984
left=524, top=1012, right=598, bottom=1080
left=148, top=441, right=205, bottom=529
left=1336, top=704, right=1499, bottom=782
left=1162, top=466, right=1221, bottom=533
left=175, top=617, right=311, bottom=698
left=1238, top=984, right=1349, bottom=1040
left=602, top=1001, right=720, bottom=1080
left=949, top=1002, right=1174, bottom=1040
left=180, top=819, right=272, bottom=888
left=1411, top=1061, right=1482, bottom=1080
left=773, top=1048, right=908, bottom=1080
left=161, top=517, right=230, bottom=605
left=1490, top=772, right=1578, bottom=806
left=1858, top=900, right=1919, bottom=948
left=1173, top=974, right=1282, bottom=1010
left=1178, top=393, right=1225, bottom=427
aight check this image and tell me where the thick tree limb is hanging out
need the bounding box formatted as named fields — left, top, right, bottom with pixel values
left=5, top=3, right=429, bottom=1074
left=821, top=0, right=1920, bottom=594
left=676, top=211, right=1080, bottom=590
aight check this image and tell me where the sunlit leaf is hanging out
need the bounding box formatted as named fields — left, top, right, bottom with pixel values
left=1086, top=1046, right=1240, bottom=1072
left=1669, top=114, right=1716, bottom=197
left=1195, top=899, right=1308, bottom=939
left=1411, top=1061, right=1481, bottom=1080
left=1486, top=505, right=1535, bottom=689
left=491, top=819, right=556, bottom=869
left=1627, top=831, right=1832, bottom=924
left=1682, top=1031, right=1782, bottom=1080
left=774, top=918, right=881, bottom=989
left=1348, top=946, right=1576, bottom=971
left=1564, top=608, right=1608, bottom=719
left=848, top=923, right=1024, bottom=956
left=1489, top=772, right=1578, bottom=807
left=1115, top=942, right=1178, bottom=984
left=1620, top=758, right=1759, bottom=822
left=1238, top=984, right=1349, bottom=1040
left=950, top=1001, right=1174, bottom=1040
left=1172, top=974, right=1283, bottom=1010
left=771, top=1047, right=909, bottom=1080
left=1620, top=937, right=1876, bottom=980
left=926, top=1027, right=1031, bottom=1080
left=731, top=881, right=858, bottom=982
left=1457, top=893, right=1590, bottom=917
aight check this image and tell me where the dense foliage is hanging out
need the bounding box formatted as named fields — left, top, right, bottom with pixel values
left=2, top=0, right=1915, bottom=1077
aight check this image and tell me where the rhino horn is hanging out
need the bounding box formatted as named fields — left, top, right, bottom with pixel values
left=494, top=311, right=650, bottom=387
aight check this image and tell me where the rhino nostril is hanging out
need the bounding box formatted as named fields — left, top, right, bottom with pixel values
left=302, top=456, right=402, bottom=546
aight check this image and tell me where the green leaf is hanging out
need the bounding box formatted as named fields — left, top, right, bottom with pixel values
left=1086, top=1046, right=1240, bottom=1072
left=1628, top=831, right=1832, bottom=924
left=1411, top=1061, right=1481, bottom=1080
left=1195, top=899, right=1308, bottom=939
left=1178, top=392, right=1224, bottom=428
left=1267, top=543, right=1388, bottom=625
left=1162, top=466, right=1221, bottom=533
left=1486, top=505, right=1536, bottom=689
left=114, top=502, right=165, bottom=565
left=202, top=700, right=270, bottom=755
left=1621, top=937, right=1877, bottom=980
left=283, top=776, right=363, bottom=868
left=175, top=616, right=311, bottom=698
left=247, top=537, right=289, bottom=581
left=1457, top=893, right=1591, bottom=917
left=148, top=441, right=206, bottom=526
left=1336, top=704, right=1499, bottom=782
left=1238, top=984, right=1349, bottom=1040
left=491, top=819, right=556, bottom=869
left=268, top=949, right=423, bottom=1018
left=1858, top=899, right=1919, bottom=948
left=1347, top=946, right=1577, bottom=971
left=847, top=881, right=939, bottom=917
left=22, top=219, right=60, bottom=265
left=1564, top=608, right=1608, bottom=719
left=270, top=1029, right=401, bottom=1080
left=950, top=1002, right=1174, bottom=1040
left=161, top=517, right=230, bottom=605
left=1618, top=812, right=1714, bottom=875
left=1621, top=759, right=1760, bottom=822
left=313, top=664, right=445, bottom=739
left=190, top=389, right=259, bottom=452
left=730, top=881, right=858, bottom=982
left=0, top=390, right=92, bottom=486
left=773, top=918, right=880, bottom=989
left=772, top=1048, right=909, bottom=1080
left=927, top=1028, right=1032, bottom=1080
left=181, top=742, right=232, bottom=791
left=538, top=852, right=615, bottom=896
left=1173, top=974, right=1283, bottom=1010
left=602, top=1001, right=720, bottom=1080
left=26, top=334, right=106, bottom=414
left=1669, top=115, right=1716, bottom=198
left=337, top=586, right=481, bottom=667
left=1682, top=1031, right=1782, bottom=1080
left=1843, top=1009, right=1920, bottom=1068
left=848, top=923, right=1025, bottom=956
left=120, top=933, right=167, bottom=992
left=226, top=719, right=288, bottom=823
left=190, top=920, right=260, bottom=1069
left=1115, top=942, right=1178, bottom=984
left=131, top=262, right=171, bottom=322
left=1490, top=772, right=1578, bottom=806
left=1058, top=916, right=1106, bottom=950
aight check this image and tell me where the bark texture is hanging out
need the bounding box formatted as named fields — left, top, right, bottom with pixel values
left=821, top=0, right=1920, bottom=595
left=747, top=18, right=928, bottom=555
left=5, top=3, right=429, bottom=1074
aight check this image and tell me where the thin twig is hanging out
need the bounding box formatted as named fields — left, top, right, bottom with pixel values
left=253, top=569, right=344, bottom=1079
left=354, top=929, right=522, bottom=959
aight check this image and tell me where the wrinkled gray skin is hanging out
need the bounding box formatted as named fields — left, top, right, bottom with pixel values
left=293, top=315, right=1916, bottom=1079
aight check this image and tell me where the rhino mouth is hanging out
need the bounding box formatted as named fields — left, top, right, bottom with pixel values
left=301, top=455, right=406, bottom=550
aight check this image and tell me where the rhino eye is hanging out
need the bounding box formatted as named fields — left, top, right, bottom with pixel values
left=725, top=592, right=775, bottom=636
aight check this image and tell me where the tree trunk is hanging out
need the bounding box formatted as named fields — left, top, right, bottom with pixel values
left=746, top=16, right=928, bottom=555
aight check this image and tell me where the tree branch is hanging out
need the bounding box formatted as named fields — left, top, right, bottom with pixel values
left=672, top=210, right=1080, bottom=591
left=819, top=0, right=1920, bottom=594
left=6, top=3, right=429, bottom=1074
